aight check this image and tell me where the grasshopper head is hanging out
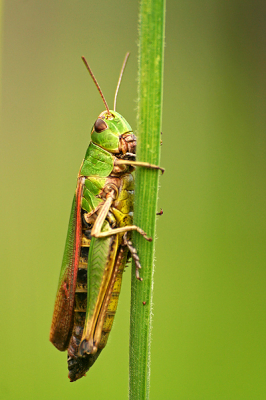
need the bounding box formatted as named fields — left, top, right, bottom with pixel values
left=91, top=110, right=136, bottom=155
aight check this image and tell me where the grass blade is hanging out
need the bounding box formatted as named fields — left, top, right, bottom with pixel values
left=129, top=0, right=166, bottom=399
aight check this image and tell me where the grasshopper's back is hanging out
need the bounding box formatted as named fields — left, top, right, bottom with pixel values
left=67, top=163, right=135, bottom=381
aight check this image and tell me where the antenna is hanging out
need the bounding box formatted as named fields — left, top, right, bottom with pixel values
left=113, top=52, right=130, bottom=111
left=81, top=56, right=111, bottom=115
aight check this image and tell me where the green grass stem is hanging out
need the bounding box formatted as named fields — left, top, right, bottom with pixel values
left=129, top=0, right=166, bottom=399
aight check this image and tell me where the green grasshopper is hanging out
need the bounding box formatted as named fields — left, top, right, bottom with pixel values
left=49, top=53, right=164, bottom=382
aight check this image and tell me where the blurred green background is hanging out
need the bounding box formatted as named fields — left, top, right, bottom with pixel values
left=1, top=1, right=265, bottom=399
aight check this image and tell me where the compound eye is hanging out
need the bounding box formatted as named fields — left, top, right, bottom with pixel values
left=94, top=118, right=107, bottom=133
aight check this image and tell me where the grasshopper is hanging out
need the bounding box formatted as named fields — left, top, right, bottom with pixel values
left=49, top=53, right=164, bottom=381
